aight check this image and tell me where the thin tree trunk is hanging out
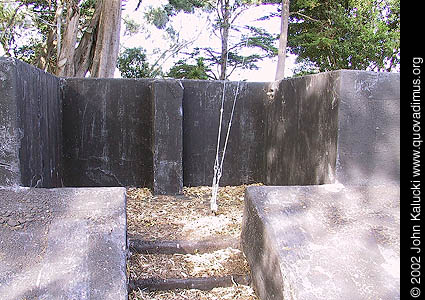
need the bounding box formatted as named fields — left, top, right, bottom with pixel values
left=219, top=0, right=230, bottom=80
left=275, top=0, right=289, bottom=81
left=90, top=0, right=122, bottom=78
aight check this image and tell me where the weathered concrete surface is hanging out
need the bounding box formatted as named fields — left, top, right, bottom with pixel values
left=336, top=71, right=400, bottom=185
left=151, top=80, right=184, bottom=194
left=0, top=187, right=127, bottom=300
left=0, top=57, right=62, bottom=187
left=264, top=72, right=339, bottom=186
left=182, top=80, right=267, bottom=186
left=242, top=185, right=400, bottom=300
left=62, top=78, right=153, bottom=187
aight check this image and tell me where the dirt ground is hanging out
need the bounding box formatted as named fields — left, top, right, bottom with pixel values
left=126, top=185, right=261, bottom=300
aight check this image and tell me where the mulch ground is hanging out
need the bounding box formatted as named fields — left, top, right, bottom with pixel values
left=126, top=185, right=261, bottom=300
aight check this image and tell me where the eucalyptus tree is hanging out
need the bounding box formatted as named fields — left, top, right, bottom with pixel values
left=1, top=0, right=122, bottom=78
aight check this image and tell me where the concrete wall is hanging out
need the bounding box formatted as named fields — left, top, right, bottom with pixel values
left=336, top=70, right=400, bottom=185
left=182, top=80, right=268, bottom=186
left=1, top=58, right=400, bottom=191
left=0, top=58, right=62, bottom=187
left=61, top=78, right=268, bottom=189
left=264, top=72, right=340, bottom=186
left=62, top=78, right=153, bottom=187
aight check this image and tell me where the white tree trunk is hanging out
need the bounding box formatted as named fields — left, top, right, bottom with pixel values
left=275, top=0, right=289, bottom=81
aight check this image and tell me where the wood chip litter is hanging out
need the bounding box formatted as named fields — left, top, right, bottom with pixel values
left=127, top=184, right=262, bottom=300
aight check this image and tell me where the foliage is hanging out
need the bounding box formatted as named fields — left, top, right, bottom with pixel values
left=167, top=57, right=211, bottom=79
left=0, top=2, right=28, bottom=57
left=155, top=0, right=278, bottom=80
left=123, top=15, right=141, bottom=36
left=287, top=0, right=400, bottom=74
left=117, top=47, right=153, bottom=78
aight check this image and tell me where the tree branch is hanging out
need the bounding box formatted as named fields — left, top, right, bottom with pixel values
left=290, top=11, right=321, bottom=23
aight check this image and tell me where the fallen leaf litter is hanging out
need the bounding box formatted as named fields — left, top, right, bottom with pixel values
left=127, top=184, right=261, bottom=300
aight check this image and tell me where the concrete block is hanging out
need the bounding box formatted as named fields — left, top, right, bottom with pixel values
left=0, top=187, right=127, bottom=300
left=151, top=80, right=184, bottom=194
left=242, top=185, right=400, bottom=300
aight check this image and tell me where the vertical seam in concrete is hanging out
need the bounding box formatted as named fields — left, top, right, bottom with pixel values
left=332, top=70, right=342, bottom=185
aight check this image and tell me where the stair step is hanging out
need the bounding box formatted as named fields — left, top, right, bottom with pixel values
left=128, top=274, right=250, bottom=291
left=128, top=236, right=240, bottom=254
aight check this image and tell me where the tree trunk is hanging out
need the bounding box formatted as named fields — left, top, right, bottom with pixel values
left=90, top=0, right=122, bottom=78
left=57, top=0, right=80, bottom=77
left=219, top=0, right=230, bottom=80
left=275, top=0, right=289, bottom=81
left=36, top=28, right=56, bottom=72
left=73, top=0, right=102, bottom=77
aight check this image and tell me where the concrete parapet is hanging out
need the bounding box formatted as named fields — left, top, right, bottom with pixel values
left=1, top=59, right=401, bottom=192
left=264, top=72, right=340, bottom=186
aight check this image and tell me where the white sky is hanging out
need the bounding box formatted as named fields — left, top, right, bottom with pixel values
left=121, top=0, right=296, bottom=81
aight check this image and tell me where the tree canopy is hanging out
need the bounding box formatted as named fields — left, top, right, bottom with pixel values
left=0, top=0, right=400, bottom=79
left=287, top=0, right=400, bottom=74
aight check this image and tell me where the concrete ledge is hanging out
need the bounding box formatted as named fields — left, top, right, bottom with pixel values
left=0, top=187, right=127, bottom=300
left=241, top=185, right=400, bottom=300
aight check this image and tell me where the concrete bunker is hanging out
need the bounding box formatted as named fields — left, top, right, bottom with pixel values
left=0, top=57, right=399, bottom=299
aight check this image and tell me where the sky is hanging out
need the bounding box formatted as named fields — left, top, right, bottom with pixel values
left=120, top=0, right=296, bottom=81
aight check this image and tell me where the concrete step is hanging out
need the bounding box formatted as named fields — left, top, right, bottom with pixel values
left=0, top=187, right=127, bottom=300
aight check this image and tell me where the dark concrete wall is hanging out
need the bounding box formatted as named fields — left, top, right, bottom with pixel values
left=182, top=80, right=268, bottom=186
left=1, top=58, right=400, bottom=191
left=62, top=78, right=153, bottom=187
left=61, top=78, right=268, bottom=188
left=0, top=58, right=62, bottom=187
left=336, top=70, right=400, bottom=185
left=265, top=72, right=340, bottom=186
